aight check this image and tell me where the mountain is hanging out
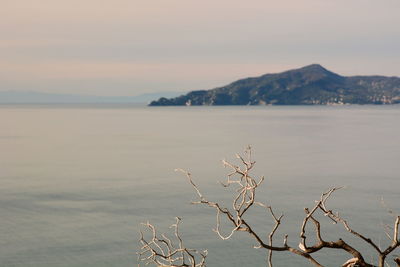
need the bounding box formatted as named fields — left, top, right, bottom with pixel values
left=0, top=91, right=181, bottom=104
left=149, top=64, right=400, bottom=106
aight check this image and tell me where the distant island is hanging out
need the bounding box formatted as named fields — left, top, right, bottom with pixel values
left=149, top=64, right=400, bottom=106
left=0, top=91, right=181, bottom=104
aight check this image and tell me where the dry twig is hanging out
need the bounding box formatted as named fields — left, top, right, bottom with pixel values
left=138, top=217, right=207, bottom=267
left=139, top=147, right=399, bottom=267
left=177, top=147, right=400, bottom=267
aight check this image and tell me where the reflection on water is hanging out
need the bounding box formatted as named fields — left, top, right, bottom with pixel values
left=0, top=105, right=399, bottom=266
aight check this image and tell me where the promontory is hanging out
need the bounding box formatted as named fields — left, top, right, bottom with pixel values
left=149, top=64, right=400, bottom=106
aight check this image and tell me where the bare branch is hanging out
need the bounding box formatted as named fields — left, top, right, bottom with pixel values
left=137, top=218, right=207, bottom=267
left=179, top=147, right=325, bottom=266
left=140, top=147, right=399, bottom=267
left=175, top=169, right=204, bottom=201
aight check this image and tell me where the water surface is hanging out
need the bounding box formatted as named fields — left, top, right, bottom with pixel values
left=1, top=105, right=399, bottom=266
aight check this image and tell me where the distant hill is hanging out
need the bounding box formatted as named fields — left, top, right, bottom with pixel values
left=0, top=91, right=181, bottom=104
left=149, top=64, right=400, bottom=106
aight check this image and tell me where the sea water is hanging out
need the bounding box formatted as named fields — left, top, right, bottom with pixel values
left=0, top=104, right=399, bottom=266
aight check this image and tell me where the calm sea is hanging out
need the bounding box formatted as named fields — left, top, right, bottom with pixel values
left=0, top=104, right=399, bottom=267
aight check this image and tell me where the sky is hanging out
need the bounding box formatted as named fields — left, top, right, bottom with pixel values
left=1, top=0, right=399, bottom=96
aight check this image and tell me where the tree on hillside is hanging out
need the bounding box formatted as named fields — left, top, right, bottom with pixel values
left=138, top=147, right=400, bottom=267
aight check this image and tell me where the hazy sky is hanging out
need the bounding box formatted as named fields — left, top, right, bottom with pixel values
left=1, top=0, right=399, bottom=96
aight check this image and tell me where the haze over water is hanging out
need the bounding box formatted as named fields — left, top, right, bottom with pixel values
left=1, top=104, right=399, bottom=266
